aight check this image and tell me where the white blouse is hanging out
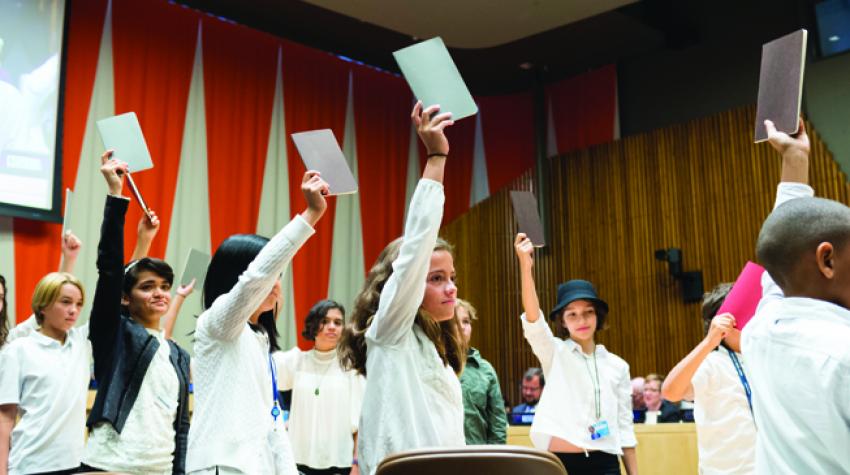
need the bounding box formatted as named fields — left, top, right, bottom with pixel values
left=358, top=179, right=466, bottom=475
left=274, top=347, right=365, bottom=469
left=521, top=312, right=637, bottom=455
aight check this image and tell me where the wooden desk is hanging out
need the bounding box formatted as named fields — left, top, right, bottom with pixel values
left=507, top=423, right=699, bottom=475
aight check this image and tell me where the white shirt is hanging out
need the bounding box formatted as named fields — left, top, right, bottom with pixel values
left=274, top=347, right=365, bottom=469
left=83, top=328, right=179, bottom=474
left=521, top=312, right=636, bottom=455
left=358, top=179, right=466, bottom=475
left=186, top=214, right=314, bottom=475
left=742, top=182, right=850, bottom=474
left=0, top=327, right=91, bottom=475
left=691, top=347, right=756, bottom=475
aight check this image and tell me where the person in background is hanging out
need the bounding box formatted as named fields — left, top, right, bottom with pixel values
left=274, top=299, right=364, bottom=475
left=457, top=298, right=507, bottom=444
left=0, top=274, right=7, bottom=349
left=513, top=367, right=544, bottom=416
left=642, top=374, right=680, bottom=423
left=514, top=236, right=637, bottom=475
left=0, top=272, right=89, bottom=475
left=630, top=377, right=646, bottom=411
left=662, top=283, right=756, bottom=474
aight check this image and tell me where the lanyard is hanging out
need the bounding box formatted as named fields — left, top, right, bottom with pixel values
left=268, top=353, right=281, bottom=423
left=583, top=349, right=601, bottom=421
left=727, top=349, right=753, bottom=417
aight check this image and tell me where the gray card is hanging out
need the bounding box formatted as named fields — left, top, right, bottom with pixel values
left=510, top=191, right=546, bottom=247
left=393, top=37, right=478, bottom=120
left=754, top=29, right=807, bottom=143
left=180, top=248, right=211, bottom=289
left=61, top=188, right=73, bottom=236
left=291, top=129, right=358, bottom=195
left=96, top=112, right=154, bottom=172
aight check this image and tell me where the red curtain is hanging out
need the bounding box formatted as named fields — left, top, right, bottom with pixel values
left=112, top=0, right=197, bottom=259
left=441, top=117, right=476, bottom=223
left=12, top=0, right=108, bottom=320
left=478, top=92, right=536, bottom=194
left=203, top=17, right=279, bottom=251
left=281, top=40, right=349, bottom=347
left=352, top=65, right=412, bottom=270
left=546, top=64, right=617, bottom=155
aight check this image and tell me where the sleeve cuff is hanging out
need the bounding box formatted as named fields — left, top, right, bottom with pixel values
left=520, top=310, right=548, bottom=330
left=774, top=183, right=814, bottom=210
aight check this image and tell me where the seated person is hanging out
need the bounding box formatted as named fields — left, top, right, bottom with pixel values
left=511, top=367, right=544, bottom=424
left=631, top=377, right=646, bottom=411
left=640, top=373, right=680, bottom=423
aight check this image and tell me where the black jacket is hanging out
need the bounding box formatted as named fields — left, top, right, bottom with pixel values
left=86, top=195, right=191, bottom=475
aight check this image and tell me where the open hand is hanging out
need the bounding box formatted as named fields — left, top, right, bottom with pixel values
left=514, top=233, right=534, bottom=268
left=412, top=101, right=454, bottom=156
left=765, top=117, right=809, bottom=160
left=99, top=149, right=128, bottom=196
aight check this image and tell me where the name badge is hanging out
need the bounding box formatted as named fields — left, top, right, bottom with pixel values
left=589, top=420, right=610, bottom=440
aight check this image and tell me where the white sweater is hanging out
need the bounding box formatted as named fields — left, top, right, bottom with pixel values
left=186, top=214, right=314, bottom=474
left=358, top=179, right=466, bottom=475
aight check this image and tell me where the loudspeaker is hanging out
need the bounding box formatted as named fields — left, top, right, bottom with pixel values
left=680, top=271, right=704, bottom=303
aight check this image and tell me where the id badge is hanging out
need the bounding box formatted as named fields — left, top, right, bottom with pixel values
left=588, top=420, right=610, bottom=440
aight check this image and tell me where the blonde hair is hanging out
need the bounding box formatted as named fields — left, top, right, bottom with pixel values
left=339, top=237, right=466, bottom=376
left=31, top=272, right=85, bottom=324
left=645, top=373, right=665, bottom=388
left=455, top=298, right=477, bottom=321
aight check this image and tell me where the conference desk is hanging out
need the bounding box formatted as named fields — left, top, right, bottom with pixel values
left=507, top=423, right=699, bottom=475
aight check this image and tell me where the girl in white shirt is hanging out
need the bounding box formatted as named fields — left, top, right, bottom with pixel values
left=338, top=102, right=464, bottom=475
left=514, top=233, right=638, bottom=475
left=274, top=299, right=365, bottom=475
left=186, top=170, right=329, bottom=475
left=0, top=272, right=90, bottom=475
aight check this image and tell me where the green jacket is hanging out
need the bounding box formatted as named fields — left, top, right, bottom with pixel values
left=460, top=348, right=507, bottom=444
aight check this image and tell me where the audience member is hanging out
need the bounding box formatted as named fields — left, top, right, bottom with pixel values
left=457, top=298, right=507, bottom=444
left=514, top=235, right=637, bottom=475
left=338, top=102, right=464, bottom=475
left=0, top=272, right=88, bottom=475
left=662, top=283, right=756, bottom=474
left=630, top=377, right=646, bottom=411
left=275, top=299, right=365, bottom=475
left=186, top=169, right=328, bottom=474
left=742, top=118, right=850, bottom=473
left=513, top=367, right=544, bottom=416
left=642, top=374, right=680, bottom=423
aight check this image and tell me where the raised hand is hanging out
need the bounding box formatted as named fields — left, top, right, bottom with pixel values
left=514, top=233, right=534, bottom=269
left=300, top=170, right=330, bottom=227
left=176, top=278, right=195, bottom=298
left=765, top=117, right=810, bottom=161
left=137, top=210, right=161, bottom=243
left=99, top=149, right=128, bottom=196
left=61, top=231, right=83, bottom=260
left=706, top=312, right=736, bottom=347
left=412, top=101, right=454, bottom=156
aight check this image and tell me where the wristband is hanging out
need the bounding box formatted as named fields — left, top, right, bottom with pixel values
left=352, top=458, right=358, bottom=466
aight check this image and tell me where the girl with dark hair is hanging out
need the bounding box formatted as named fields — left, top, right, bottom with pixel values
left=274, top=299, right=365, bottom=475
left=514, top=233, right=637, bottom=475
left=337, top=102, right=464, bottom=475
left=82, top=151, right=191, bottom=475
left=186, top=170, right=329, bottom=475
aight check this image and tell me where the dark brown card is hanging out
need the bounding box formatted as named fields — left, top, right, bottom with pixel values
left=754, top=29, right=807, bottom=142
left=510, top=191, right=545, bottom=247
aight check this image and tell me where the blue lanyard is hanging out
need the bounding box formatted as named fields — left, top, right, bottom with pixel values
left=727, top=349, right=753, bottom=417
left=268, top=353, right=281, bottom=422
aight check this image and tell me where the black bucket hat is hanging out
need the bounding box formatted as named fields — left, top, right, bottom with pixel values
left=549, top=279, right=609, bottom=321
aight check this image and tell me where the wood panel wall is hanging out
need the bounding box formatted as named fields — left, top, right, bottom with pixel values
left=441, top=105, right=847, bottom=407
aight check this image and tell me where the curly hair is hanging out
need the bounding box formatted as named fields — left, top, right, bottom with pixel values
left=302, top=299, right=346, bottom=341
left=338, top=237, right=466, bottom=377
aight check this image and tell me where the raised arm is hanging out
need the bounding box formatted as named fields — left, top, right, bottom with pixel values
left=197, top=172, right=326, bottom=342
left=88, top=150, right=130, bottom=378
left=662, top=313, right=735, bottom=402
left=161, top=278, right=194, bottom=340
left=130, top=210, right=160, bottom=262
left=515, top=233, right=557, bottom=371
left=367, top=102, right=453, bottom=345
left=58, top=231, right=82, bottom=274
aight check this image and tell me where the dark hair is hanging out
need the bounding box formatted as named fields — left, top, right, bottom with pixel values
left=204, top=234, right=277, bottom=347
left=522, top=367, right=545, bottom=388
left=302, top=299, right=346, bottom=341
left=701, top=283, right=733, bottom=335
left=123, top=258, right=174, bottom=297
left=555, top=300, right=608, bottom=339
left=0, top=274, right=8, bottom=348
left=757, top=197, right=850, bottom=290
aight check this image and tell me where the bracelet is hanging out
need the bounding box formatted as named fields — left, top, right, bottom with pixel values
left=427, top=152, right=448, bottom=158
left=351, top=458, right=358, bottom=466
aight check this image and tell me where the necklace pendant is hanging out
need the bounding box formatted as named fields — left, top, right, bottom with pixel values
left=314, top=388, right=320, bottom=396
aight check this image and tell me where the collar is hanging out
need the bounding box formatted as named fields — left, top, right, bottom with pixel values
left=311, top=348, right=336, bottom=363
left=31, top=328, right=73, bottom=349
left=465, top=347, right=482, bottom=367
left=775, top=297, right=850, bottom=327
left=564, top=338, right=607, bottom=357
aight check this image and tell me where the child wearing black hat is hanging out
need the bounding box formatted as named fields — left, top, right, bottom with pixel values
left=514, top=233, right=637, bottom=475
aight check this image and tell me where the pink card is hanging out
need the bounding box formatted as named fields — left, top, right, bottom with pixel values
left=717, top=261, right=765, bottom=329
